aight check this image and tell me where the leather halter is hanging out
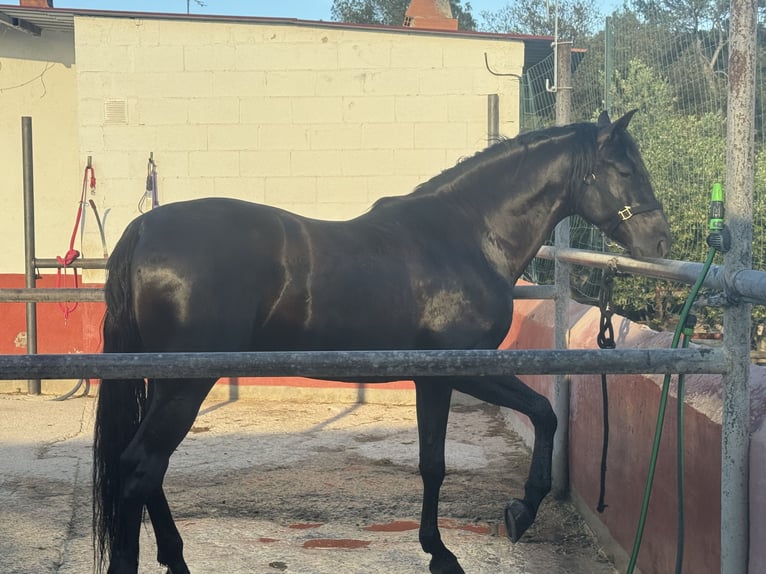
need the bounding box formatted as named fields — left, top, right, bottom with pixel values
left=581, top=172, right=663, bottom=235
left=602, top=199, right=664, bottom=235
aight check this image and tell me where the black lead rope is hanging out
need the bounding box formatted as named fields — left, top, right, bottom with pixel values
left=596, top=267, right=617, bottom=513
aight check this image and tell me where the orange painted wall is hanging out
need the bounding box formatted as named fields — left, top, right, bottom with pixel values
left=500, top=295, right=763, bottom=574
left=0, top=274, right=105, bottom=355
left=0, top=273, right=413, bottom=390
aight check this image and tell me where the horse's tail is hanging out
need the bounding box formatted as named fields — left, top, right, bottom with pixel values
left=93, top=219, right=147, bottom=573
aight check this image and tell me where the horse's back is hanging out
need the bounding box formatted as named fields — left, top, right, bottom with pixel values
left=131, top=197, right=287, bottom=258
left=113, top=197, right=512, bottom=354
left=119, top=198, right=418, bottom=351
left=124, top=199, right=295, bottom=352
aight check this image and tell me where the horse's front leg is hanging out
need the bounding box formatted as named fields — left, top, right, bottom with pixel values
left=453, top=375, right=557, bottom=542
left=414, top=380, right=465, bottom=574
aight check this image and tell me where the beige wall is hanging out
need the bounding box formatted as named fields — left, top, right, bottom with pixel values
left=1, top=15, right=525, bottom=275
left=0, top=29, right=79, bottom=273
left=74, top=16, right=523, bottom=257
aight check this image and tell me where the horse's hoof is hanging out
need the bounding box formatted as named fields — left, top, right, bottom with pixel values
left=429, top=553, right=466, bottom=574
left=162, top=562, right=190, bottom=574
left=505, top=498, right=534, bottom=543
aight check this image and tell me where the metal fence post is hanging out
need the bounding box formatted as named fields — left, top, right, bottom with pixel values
left=22, top=116, right=40, bottom=396
left=722, top=0, right=755, bottom=570
left=604, top=17, right=613, bottom=114
left=552, top=40, right=572, bottom=498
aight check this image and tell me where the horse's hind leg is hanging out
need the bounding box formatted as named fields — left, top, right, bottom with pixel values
left=414, top=380, right=465, bottom=574
left=137, top=381, right=190, bottom=574
left=452, top=375, right=557, bottom=542
left=110, top=379, right=214, bottom=574
left=146, top=488, right=189, bottom=574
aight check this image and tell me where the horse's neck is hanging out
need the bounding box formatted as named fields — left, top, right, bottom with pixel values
left=474, top=148, right=577, bottom=285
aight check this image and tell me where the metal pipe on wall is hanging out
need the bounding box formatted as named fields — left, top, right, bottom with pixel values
left=487, top=93, right=499, bottom=145
left=22, top=117, right=40, bottom=395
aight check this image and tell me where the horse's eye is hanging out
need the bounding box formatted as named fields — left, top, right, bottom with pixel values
left=619, top=170, right=632, bottom=178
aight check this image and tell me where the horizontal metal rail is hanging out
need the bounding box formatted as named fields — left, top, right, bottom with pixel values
left=537, top=246, right=766, bottom=305
left=0, top=288, right=105, bottom=302
left=0, top=348, right=726, bottom=380
left=0, top=285, right=557, bottom=303
left=33, top=257, right=108, bottom=269
left=22, top=247, right=766, bottom=305
left=35, top=249, right=764, bottom=304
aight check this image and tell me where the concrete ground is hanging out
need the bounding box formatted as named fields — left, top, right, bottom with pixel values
left=0, top=392, right=617, bottom=574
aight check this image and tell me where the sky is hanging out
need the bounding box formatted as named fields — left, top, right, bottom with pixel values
left=49, top=1, right=515, bottom=21
left=47, top=1, right=613, bottom=25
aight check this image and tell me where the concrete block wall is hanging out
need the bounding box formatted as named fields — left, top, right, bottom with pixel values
left=0, top=29, right=79, bottom=273
left=72, top=16, right=523, bottom=264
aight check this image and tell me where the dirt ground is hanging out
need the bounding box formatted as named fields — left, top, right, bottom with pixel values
left=0, top=393, right=617, bottom=573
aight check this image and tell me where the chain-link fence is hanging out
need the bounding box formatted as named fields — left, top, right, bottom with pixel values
left=520, top=4, right=765, bottom=335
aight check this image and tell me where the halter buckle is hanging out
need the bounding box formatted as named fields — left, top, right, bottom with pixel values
left=618, top=206, right=633, bottom=221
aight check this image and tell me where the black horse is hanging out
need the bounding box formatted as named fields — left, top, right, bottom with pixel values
left=93, top=110, right=671, bottom=574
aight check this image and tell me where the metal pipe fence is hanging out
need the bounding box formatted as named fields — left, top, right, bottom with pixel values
left=0, top=347, right=726, bottom=381
left=22, top=117, right=38, bottom=395
left=552, top=42, right=573, bottom=498
left=0, top=288, right=105, bottom=303
left=721, top=0, right=755, bottom=569
left=15, top=248, right=766, bottom=306
left=537, top=246, right=766, bottom=305
left=33, top=257, right=108, bottom=269
left=18, top=243, right=766, bottom=308
left=0, top=285, right=555, bottom=303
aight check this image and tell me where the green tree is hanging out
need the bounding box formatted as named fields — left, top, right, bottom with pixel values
left=478, top=0, right=602, bottom=42
left=330, top=0, right=476, bottom=30
left=607, top=59, right=727, bottom=328
left=451, top=1, right=476, bottom=30
left=331, top=0, right=408, bottom=26
left=631, top=1, right=728, bottom=115
left=633, top=0, right=729, bottom=34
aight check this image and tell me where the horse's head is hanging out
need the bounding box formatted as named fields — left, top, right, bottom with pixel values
left=576, top=110, right=672, bottom=259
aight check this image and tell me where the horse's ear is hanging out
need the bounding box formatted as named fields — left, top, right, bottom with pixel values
left=613, top=109, right=637, bottom=131
left=598, top=109, right=638, bottom=147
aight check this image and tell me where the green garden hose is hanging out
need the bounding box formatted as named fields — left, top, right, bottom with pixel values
left=675, top=318, right=695, bottom=574
left=626, top=182, right=725, bottom=574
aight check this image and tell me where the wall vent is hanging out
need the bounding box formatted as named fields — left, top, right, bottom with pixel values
left=104, top=99, right=128, bottom=124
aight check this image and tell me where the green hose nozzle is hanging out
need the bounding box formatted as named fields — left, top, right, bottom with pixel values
left=706, top=183, right=730, bottom=253
left=709, top=183, right=724, bottom=231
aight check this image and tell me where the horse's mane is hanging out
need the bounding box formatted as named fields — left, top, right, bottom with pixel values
left=370, top=122, right=599, bottom=212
